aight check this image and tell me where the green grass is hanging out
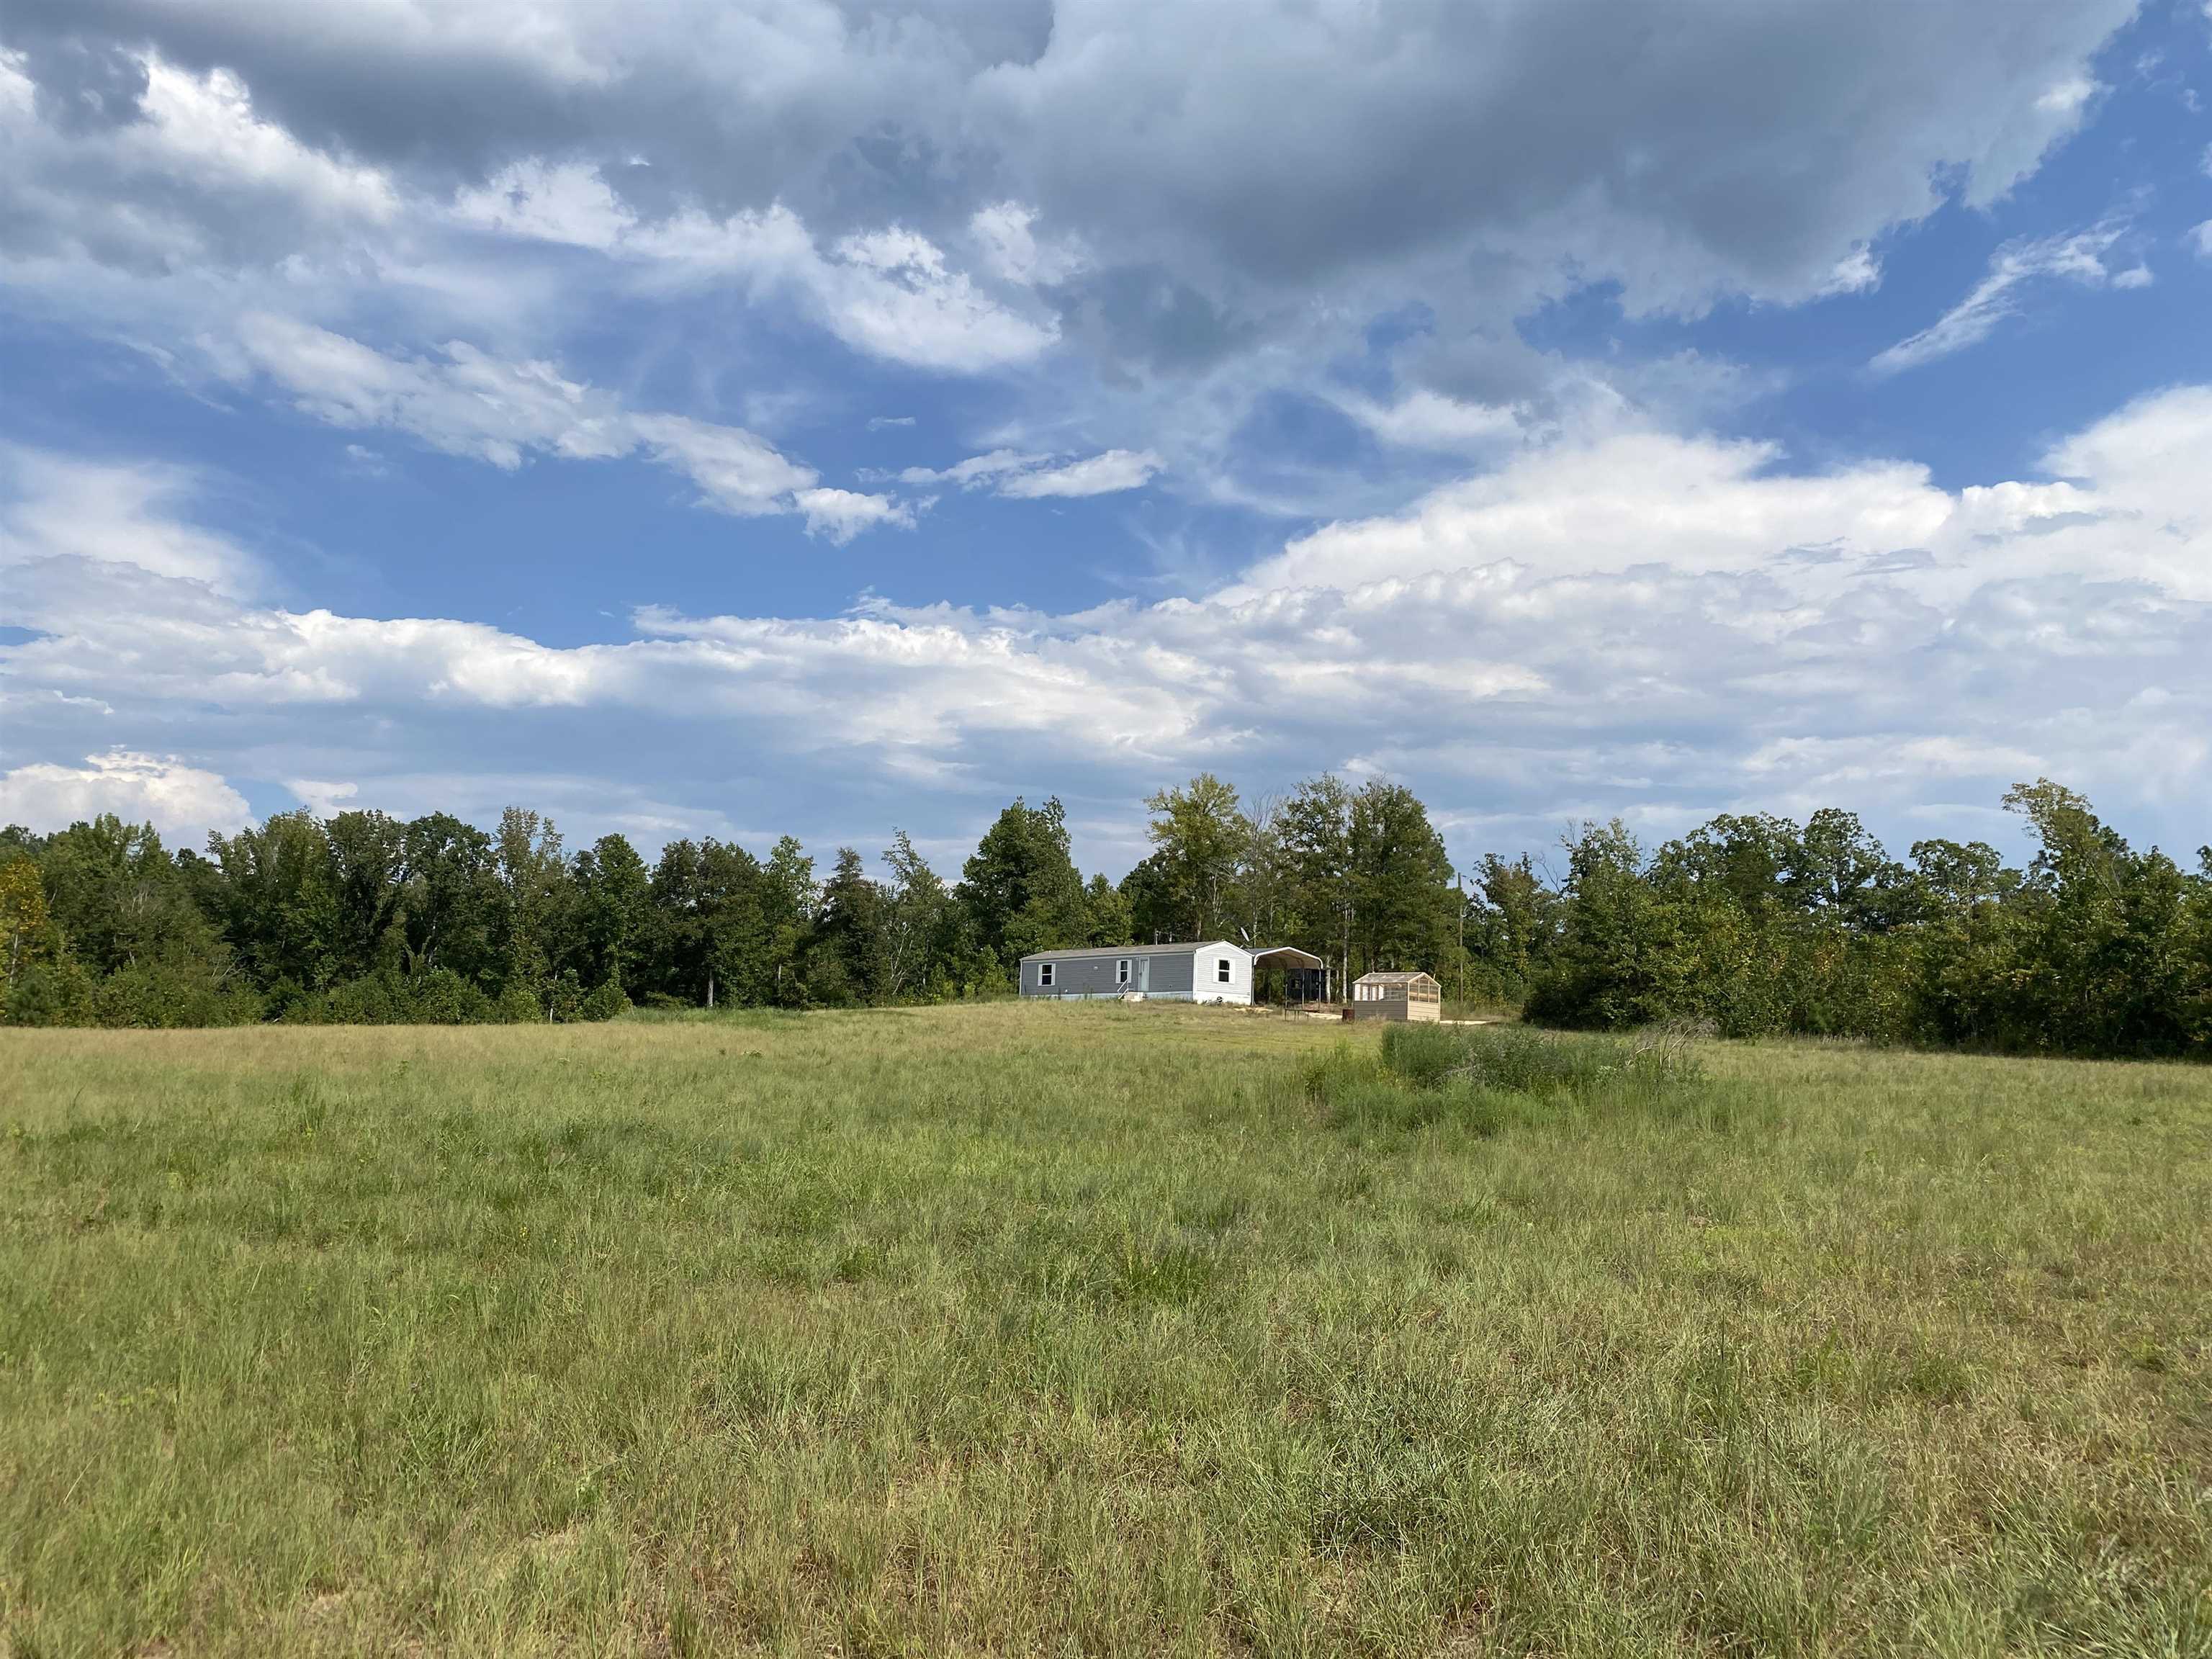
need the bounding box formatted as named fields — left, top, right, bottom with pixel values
left=1, top=1004, right=2208, bottom=1657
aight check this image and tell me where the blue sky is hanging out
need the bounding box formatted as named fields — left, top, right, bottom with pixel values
left=3, top=0, right=2210, bottom=880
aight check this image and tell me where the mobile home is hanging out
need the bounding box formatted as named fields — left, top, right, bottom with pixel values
left=1019, top=941, right=1251, bottom=1004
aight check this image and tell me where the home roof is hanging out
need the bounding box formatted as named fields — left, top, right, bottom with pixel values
left=1017, top=941, right=1236, bottom=962
left=1354, top=971, right=1439, bottom=984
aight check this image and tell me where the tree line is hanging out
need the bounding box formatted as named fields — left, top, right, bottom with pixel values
left=4, top=773, right=2207, bottom=1058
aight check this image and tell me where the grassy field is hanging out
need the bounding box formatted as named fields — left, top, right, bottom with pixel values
left=1, top=1004, right=2208, bottom=1658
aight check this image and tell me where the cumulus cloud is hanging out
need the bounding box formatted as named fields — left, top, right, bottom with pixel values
left=453, top=165, right=1058, bottom=372
left=794, top=487, right=917, bottom=544
left=0, top=1, right=2138, bottom=371
left=0, top=750, right=252, bottom=843
left=970, top=201, right=1087, bottom=287
left=0, top=446, right=258, bottom=593
left=1871, top=217, right=2135, bottom=374
left=0, top=43, right=394, bottom=271
left=5, top=387, right=2210, bottom=860
left=0, top=0, right=2195, bottom=863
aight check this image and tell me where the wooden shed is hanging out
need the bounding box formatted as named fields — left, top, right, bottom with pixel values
left=1349, top=970, right=1442, bottom=1022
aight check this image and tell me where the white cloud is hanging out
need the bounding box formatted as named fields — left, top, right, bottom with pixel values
left=1332, top=390, right=1524, bottom=452
left=794, top=487, right=916, bottom=544
left=230, top=315, right=902, bottom=533
left=997, top=449, right=1161, bottom=498
left=970, top=202, right=1087, bottom=287
left=0, top=447, right=257, bottom=594
left=1236, top=430, right=1953, bottom=596
left=1820, top=245, right=1884, bottom=296
left=0, top=750, right=251, bottom=844
left=135, top=55, right=396, bottom=225
left=451, top=158, right=632, bottom=248
left=2033, top=76, right=2098, bottom=119
left=899, top=447, right=1161, bottom=498
left=285, top=778, right=358, bottom=817
left=2110, top=264, right=2153, bottom=289
left=896, top=449, right=1048, bottom=488
left=6, top=388, right=2210, bottom=860
left=1871, top=217, right=2132, bottom=374
left=451, top=165, right=1058, bottom=372
left=0, top=45, right=395, bottom=271
left=2191, top=221, right=2212, bottom=259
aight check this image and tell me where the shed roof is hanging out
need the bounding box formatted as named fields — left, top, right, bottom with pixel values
left=1017, top=940, right=1237, bottom=963
left=1354, top=971, right=1439, bottom=985
left=1250, top=945, right=1325, bottom=968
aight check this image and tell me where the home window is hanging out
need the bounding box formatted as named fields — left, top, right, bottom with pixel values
left=1039, top=962, right=1055, bottom=987
left=1117, top=959, right=1130, bottom=985
left=1216, top=958, right=1231, bottom=984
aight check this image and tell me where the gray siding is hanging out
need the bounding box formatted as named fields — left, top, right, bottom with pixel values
left=1020, top=944, right=1256, bottom=1002
left=1027, top=953, right=1134, bottom=997
left=1021, top=945, right=1205, bottom=999
left=1148, top=951, right=1195, bottom=994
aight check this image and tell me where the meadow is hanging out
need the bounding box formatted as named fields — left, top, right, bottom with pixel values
left=1, top=1004, right=2207, bottom=1658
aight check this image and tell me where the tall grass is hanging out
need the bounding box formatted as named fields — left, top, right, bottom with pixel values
left=2, top=1004, right=2208, bottom=1656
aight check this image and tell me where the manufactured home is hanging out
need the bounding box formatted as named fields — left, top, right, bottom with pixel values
left=1018, top=942, right=1334, bottom=1006
left=1350, top=970, right=1443, bottom=1021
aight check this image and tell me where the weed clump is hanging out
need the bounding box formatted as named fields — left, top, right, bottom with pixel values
left=1382, top=1022, right=1707, bottom=1097
left=1310, top=1023, right=1716, bottom=1134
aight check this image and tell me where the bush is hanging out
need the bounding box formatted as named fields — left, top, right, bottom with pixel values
left=1, top=958, right=99, bottom=1026
left=579, top=979, right=630, bottom=1022
left=274, top=970, right=496, bottom=1025
left=546, top=970, right=587, bottom=1023
left=82, top=956, right=261, bottom=1029
left=495, top=982, right=546, bottom=1024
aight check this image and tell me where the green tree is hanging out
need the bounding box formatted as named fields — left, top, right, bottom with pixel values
left=958, top=798, right=1087, bottom=968
left=1525, top=820, right=1681, bottom=1028
left=205, top=811, right=342, bottom=994
left=878, top=830, right=954, bottom=1001
left=1141, top=773, right=1249, bottom=942
left=1464, top=853, right=1563, bottom=1002
left=490, top=807, right=573, bottom=1010
left=1277, top=774, right=1356, bottom=992
left=1082, top=872, right=1134, bottom=948
left=397, top=813, right=500, bottom=983
left=573, top=832, right=656, bottom=998
left=809, top=847, right=882, bottom=1005
left=1348, top=780, right=1454, bottom=975
left=325, top=809, right=409, bottom=979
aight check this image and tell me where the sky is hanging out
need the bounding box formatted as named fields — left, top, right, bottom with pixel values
left=2, top=0, right=2210, bottom=882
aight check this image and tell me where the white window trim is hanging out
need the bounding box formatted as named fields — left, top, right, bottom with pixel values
left=1215, top=957, right=1232, bottom=984
left=1117, top=958, right=1130, bottom=984
left=1039, top=962, right=1055, bottom=987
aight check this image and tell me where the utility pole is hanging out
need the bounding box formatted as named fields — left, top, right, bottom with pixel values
left=1457, top=867, right=1466, bottom=1008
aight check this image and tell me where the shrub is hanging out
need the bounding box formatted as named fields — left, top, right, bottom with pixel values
left=494, top=982, right=546, bottom=1024
left=579, top=979, right=631, bottom=1022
